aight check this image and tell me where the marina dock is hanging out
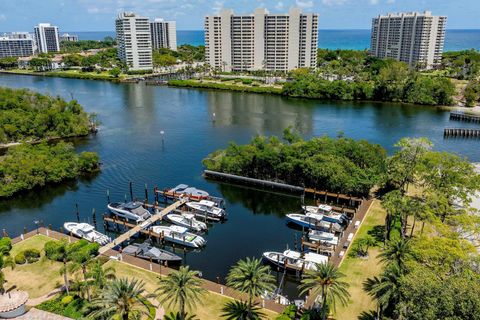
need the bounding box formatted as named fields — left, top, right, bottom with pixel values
left=444, top=128, right=480, bottom=138
left=450, top=112, right=480, bottom=123
left=98, top=199, right=186, bottom=254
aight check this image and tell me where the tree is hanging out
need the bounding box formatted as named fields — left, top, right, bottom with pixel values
left=0, top=254, right=15, bottom=293
left=164, top=311, right=198, bottom=320
left=68, top=251, right=94, bottom=301
left=363, top=264, right=403, bottom=318
left=226, top=257, right=276, bottom=312
left=298, top=263, right=350, bottom=320
left=156, top=266, right=206, bottom=318
left=109, top=67, right=122, bottom=78
left=221, top=300, right=265, bottom=320
left=378, top=238, right=413, bottom=272
left=87, top=259, right=116, bottom=294
left=89, top=277, right=152, bottom=320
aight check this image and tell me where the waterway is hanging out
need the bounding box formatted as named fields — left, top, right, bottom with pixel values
left=0, top=74, right=479, bottom=299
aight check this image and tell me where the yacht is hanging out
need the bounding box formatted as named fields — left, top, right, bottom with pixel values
left=307, top=230, right=339, bottom=246
left=64, top=222, right=110, bottom=245
left=303, top=204, right=346, bottom=224
left=122, top=241, right=182, bottom=263
left=150, top=225, right=206, bottom=248
left=262, top=249, right=328, bottom=272
left=107, top=201, right=151, bottom=222
left=166, top=213, right=208, bottom=232
left=285, top=212, right=325, bottom=229
left=186, top=200, right=226, bottom=220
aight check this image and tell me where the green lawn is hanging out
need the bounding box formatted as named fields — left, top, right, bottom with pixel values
left=335, top=200, right=386, bottom=320
left=104, top=260, right=278, bottom=320
left=5, top=235, right=64, bottom=298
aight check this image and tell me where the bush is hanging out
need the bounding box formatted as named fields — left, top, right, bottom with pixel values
left=276, top=304, right=298, bottom=320
left=168, top=79, right=282, bottom=95
left=44, top=240, right=66, bottom=261
left=24, top=248, right=40, bottom=263
left=61, top=295, right=74, bottom=305
left=0, top=237, right=12, bottom=255
left=14, top=252, right=26, bottom=264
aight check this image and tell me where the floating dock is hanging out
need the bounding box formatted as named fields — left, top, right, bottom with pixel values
left=444, top=128, right=480, bottom=138
left=450, top=112, right=480, bottom=123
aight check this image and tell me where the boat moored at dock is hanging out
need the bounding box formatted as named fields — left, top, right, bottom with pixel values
left=64, top=222, right=111, bottom=245
left=285, top=212, right=324, bottom=229
left=303, top=204, right=347, bottom=224
left=186, top=200, right=226, bottom=220
left=165, top=213, right=208, bottom=232
left=307, top=230, right=339, bottom=246
left=108, top=201, right=152, bottom=223
left=150, top=225, right=206, bottom=248
left=122, top=241, right=182, bottom=263
left=160, top=184, right=210, bottom=201
left=262, top=249, right=328, bottom=272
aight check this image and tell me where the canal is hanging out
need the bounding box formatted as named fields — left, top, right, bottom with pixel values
left=0, top=74, right=479, bottom=299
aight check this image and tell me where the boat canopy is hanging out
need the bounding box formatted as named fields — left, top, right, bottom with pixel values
left=170, top=225, right=188, bottom=234
left=306, top=212, right=324, bottom=220
left=198, top=200, right=215, bottom=207
left=304, top=252, right=328, bottom=264
left=318, top=204, right=332, bottom=212
left=78, top=223, right=95, bottom=232
left=124, top=202, right=143, bottom=209
left=183, top=213, right=195, bottom=219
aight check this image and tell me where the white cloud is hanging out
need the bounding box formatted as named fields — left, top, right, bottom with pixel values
left=296, top=0, right=314, bottom=8
left=321, top=0, right=347, bottom=6
left=0, top=14, right=6, bottom=21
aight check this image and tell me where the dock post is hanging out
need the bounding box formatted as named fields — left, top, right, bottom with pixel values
left=75, top=203, right=80, bottom=223
left=2, top=229, right=7, bottom=237
left=23, top=226, right=27, bottom=234
left=129, top=181, right=133, bottom=202
left=92, top=208, right=97, bottom=229
left=145, top=183, right=148, bottom=203
left=107, top=189, right=110, bottom=204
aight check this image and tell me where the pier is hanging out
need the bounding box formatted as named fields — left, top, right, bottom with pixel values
left=98, top=199, right=186, bottom=254
left=450, top=112, right=480, bottom=123
left=444, top=128, right=480, bottom=138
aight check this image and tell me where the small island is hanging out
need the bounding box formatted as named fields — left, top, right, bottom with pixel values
left=0, top=87, right=100, bottom=198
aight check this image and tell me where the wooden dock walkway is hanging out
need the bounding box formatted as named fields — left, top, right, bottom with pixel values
left=98, top=199, right=186, bottom=254
left=450, top=112, right=480, bottom=123
left=444, top=128, right=480, bottom=138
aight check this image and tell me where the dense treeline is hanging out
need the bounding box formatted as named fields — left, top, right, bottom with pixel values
left=283, top=59, right=455, bottom=105
left=441, top=50, right=480, bottom=80
left=60, top=38, right=116, bottom=53
left=0, top=87, right=92, bottom=144
left=465, top=79, right=480, bottom=107
left=62, top=48, right=121, bottom=70
left=153, top=45, right=205, bottom=67
left=203, top=129, right=386, bottom=196
left=0, top=142, right=99, bottom=197
left=361, top=138, right=480, bottom=319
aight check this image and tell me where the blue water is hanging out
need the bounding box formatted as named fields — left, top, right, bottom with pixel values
left=70, top=29, right=480, bottom=51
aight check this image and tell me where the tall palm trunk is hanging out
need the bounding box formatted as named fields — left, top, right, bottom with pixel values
left=410, top=216, right=416, bottom=238
left=82, top=264, right=91, bottom=301
left=321, top=285, right=327, bottom=320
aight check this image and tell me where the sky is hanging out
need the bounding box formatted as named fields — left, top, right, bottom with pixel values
left=0, top=0, right=479, bottom=31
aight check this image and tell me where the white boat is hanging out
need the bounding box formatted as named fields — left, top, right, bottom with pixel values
left=108, top=201, right=152, bottom=222
left=150, top=225, right=206, bottom=248
left=303, top=204, right=346, bottom=224
left=307, top=230, right=339, bottom=246
left=166, top=213, right=208, bottom=232
left=285, top=212, right=325, bottom=229
left=262, top=250, right=328, bottom=272
left=64, top=222, right=110, bottom=245
left=186, top=200, right=226, bottom=220
left=163, top=184, right=210, bottom=200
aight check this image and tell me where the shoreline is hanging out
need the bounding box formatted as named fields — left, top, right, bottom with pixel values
left=2, top=70, right=478, bottom=111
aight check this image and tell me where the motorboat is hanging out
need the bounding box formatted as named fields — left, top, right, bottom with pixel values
left=285, top=212, right=324, bottom=229
left=122, top=241, right=182, bottom=263
left=162, top=184, right=210, bottom=201
left=166, top=213, right=208, bottom=232
left=261, top=290, right=290, bottom=306
left=150, top=225, right=206, bottom=248
left=186, top=200, right=226, bottom=220
left=308, top=230, right=339, bottom=246
left=64, top=222, right=110, bottom=245
left=303, top=204, right=346, bottom=224
left=108, top=201, right=151, bottom=222
left=262, top=250, right=328, bottom=272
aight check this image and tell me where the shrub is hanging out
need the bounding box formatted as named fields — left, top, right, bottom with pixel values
left=61, top=295, right=74, bottom=305
left=0, top=237, right=12, bottom=255
left=23, top=248, right=40, bottom=263
left=44, top=240, right=66, bottom=261
left=276, top=304, right=298, bottom=320
left=14, top=252, right=26, bottom=264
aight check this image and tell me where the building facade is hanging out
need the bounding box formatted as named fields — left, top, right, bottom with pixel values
left=150, top=19, right=177, bottom=51
left=205, top=8, right=318, bottom=72
left=34, top=23, right=60, bottom=53
left=115, top=12, right=153, bottom=71
left=60, top=33, right=78, bottom=42
left=0, top=33, right=34, bottom=58
left=370, top=11, right=447, bottom=69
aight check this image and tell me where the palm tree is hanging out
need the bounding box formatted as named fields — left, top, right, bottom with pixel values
left=221, top=300, right=265, bottom=320
left=87, top=260, right=116, bottom=296
left=0, top=255, right=15, bottom=294
left=378, top=238, right=413, bottom=272
left=226, top=257, right=276, bottom=311
left=299, top=263, right=350, bottom=320
left=156, top=266, right=206, bottom=318
left=363, top=264, right=403, bottom=318
left=68, top=252, right=94, bottom=301
left=164, top=311, right=198, bottom=320
left=89, top=277, right=152, bottom=320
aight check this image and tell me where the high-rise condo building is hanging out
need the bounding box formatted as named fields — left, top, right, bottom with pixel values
left=34, top=23, right=60, bottom=53
left=370, top=11, right=447, bottom=69
left=204, top=8, right=318, bottom=72
left=115, top=12, right=153, bottom=71
left=150, top=19, right=177, bottom=51
left=0, top=33, right=34, bottom=58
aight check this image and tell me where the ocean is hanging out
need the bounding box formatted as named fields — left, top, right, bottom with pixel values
left=69, top=29, right=480, bottom=51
